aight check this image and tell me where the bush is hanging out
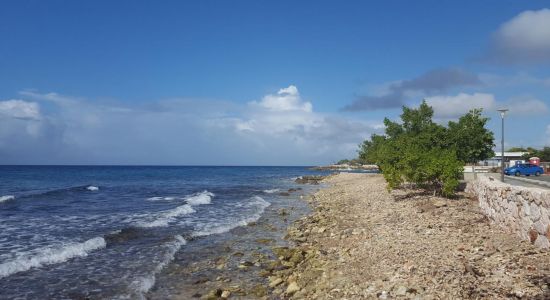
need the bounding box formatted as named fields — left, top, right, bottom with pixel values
left=359, top=101, right=493, bottom=197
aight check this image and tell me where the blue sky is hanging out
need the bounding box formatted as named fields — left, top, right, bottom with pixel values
left=1, top=1, right=549, bottom=165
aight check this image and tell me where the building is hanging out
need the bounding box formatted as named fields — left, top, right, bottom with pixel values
left=482, top=151, right=529, bottom=167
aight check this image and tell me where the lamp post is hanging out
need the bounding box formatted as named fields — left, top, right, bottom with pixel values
left=497, top=109, right=509, bottom=182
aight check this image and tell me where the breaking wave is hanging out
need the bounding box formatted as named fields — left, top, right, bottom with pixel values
left=146, top=196, right=175, bottom=201
left=137, top=204, right=195, bottom=228
left=185, top=190, right=214, bottom=206
left=263, top=189, right=280, bottom=194
left=0, top=237, right=106, bottom=279
left=192, top=196, right=270, bottom=237
left=0, top=195, right=15, bottom=203
left=131, top=235, right=186, bottom=299
left=86, top=186, right=99, bottom=191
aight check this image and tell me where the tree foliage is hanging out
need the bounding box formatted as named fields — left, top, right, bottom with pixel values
left=358, top=101, right=494, bottom=197
left=521, top=147, right=550, bottom=161
left=447, top=109, right=495, bottom=164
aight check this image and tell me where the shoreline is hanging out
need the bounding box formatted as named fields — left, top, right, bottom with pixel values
left=263, top=173, right=549, bottom=299
left=145, top=176, right=325, bottom=299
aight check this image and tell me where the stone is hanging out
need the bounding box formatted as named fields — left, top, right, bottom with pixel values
left=286, top=281, right=300, bottom=294
left=534, top=235, right=550, bottom=249
left=250, top=284, right=267, bottom=297
left=378, top=291, right=389, bottom=299
left=255, top=238, right=274, bottom=245
left=530, top=202, right=541, bottom=221
left=393, top=285, right=408, bottom=296
left=221, top=290, right=231, bottom=298
left=533, top=219, right=547, bottom=235
left=528, top=228, right=538, bottom=244
left=202, top=289, right=222, bottom=300
left=433, top=200, right=447, bottom=208
left=269, top=277, right=283, bottom=287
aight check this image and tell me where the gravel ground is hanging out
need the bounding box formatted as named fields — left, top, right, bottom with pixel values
left=266, top=173, right=550, bottom=299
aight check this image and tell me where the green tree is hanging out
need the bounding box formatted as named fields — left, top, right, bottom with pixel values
left=358, top=134, right=386, bottom=164
left=507, top=147, right=527, bottom=152
left=447, top=109, right=495, bottom=165
left=521, top=147, right=550, bottom=161
left=358, top=101, right=493, bottom=197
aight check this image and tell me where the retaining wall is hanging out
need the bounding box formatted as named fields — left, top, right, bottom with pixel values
left=466, top=175, right=550, bottom=249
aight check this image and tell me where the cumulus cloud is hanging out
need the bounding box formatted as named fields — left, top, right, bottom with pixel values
left=250, top=85, right=312, bottom=112
left=0, top=87, right=380, bottom=165
left=0, top=100, right=41, bottom=120
left=487, top=8, right=550, bottom=64
left=426, top=93, right=496, bottom=119
left=343, top=68, right=481, bottom=111
left=425, top=93, right=548, bottom=119
left=0, top=99, right=72, bottom=164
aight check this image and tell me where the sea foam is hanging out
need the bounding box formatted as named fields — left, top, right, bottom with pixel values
left=138, top=204, right=195, bottom=228
left=131, top=235, right=186, bottom=298
left=146, top=196, right=175, bottom=201
left=192, top=196, right=270, bottom=237
left=0, top=195, right=15, bottom=203
left=185, top=190, right=214, bottom=206
left=263, top=189, right=280, bottom=194
left=0, top=237, right=106, bottom=279
left=86, top=186, right=99, bottom=191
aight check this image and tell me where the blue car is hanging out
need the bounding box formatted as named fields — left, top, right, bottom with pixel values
left=504, top=163, right=544, bottom=176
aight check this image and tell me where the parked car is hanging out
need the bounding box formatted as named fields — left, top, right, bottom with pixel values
left=504, top=163, right=544, bottom=176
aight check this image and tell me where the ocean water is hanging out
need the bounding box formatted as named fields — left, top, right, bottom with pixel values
left=0, top=166, right=328, bottom=299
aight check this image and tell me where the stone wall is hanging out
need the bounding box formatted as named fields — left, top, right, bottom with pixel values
left=466, top=175, right=550, bottom=249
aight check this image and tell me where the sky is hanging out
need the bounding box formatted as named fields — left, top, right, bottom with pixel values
left=0, top=0, right=549, bottom=165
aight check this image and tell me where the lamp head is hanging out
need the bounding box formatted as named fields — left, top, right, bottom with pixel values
left=497, top=108, right=509, bottom=118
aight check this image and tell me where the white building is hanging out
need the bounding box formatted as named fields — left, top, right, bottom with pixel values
left=482, top=151, right=529, bottom=167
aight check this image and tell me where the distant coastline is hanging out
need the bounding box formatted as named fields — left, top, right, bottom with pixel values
left=309, top=163, right=379, bottom=171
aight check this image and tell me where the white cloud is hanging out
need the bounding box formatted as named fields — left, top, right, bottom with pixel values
left=426, top=93, right=548, bottom=119
left=250, top=85, right=312, bottom=112
left=0, top=87, right=380, bottom=165
left=426, top=93, right=496, bottom=118
left=490, top=8, right=550, bottom=63
left=0, top=100, right=41, bottom=120
left=505, top=96, right=549, bottom=115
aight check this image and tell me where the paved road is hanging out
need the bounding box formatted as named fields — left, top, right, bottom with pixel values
left=502, top=177, right=550, bottom=189
left=520, top=174, right=550, bottom=183
left=481, top=172, right=550, bottom=189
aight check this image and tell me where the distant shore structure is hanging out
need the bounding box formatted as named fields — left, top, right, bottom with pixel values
left=310, top=164, right=379, bottom=171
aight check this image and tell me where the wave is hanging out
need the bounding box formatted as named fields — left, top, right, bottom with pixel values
left=192, top=196, right=270, bottom=237
left=0, top=195, right=15, bottom=203
left=131, top=235, right=186, bottom=299
left=12, top=185, right=102, bottom=200
left=185, top=190, right=214, bottom=206
left=138, top=191, right=214, bottom=228
left=146, top=196, right=175, bottom=201
left=137, top=204, right=195, bottom=228
left=263, top=189, right=280, bottom=194
left=0, top=237, right=106, bottom=279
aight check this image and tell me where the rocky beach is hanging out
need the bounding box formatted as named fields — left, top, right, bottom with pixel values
left=264, top=173, right=550, bottom=299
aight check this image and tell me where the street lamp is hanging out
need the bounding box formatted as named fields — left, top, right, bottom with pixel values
left=497, top=108, right=509, bottom=182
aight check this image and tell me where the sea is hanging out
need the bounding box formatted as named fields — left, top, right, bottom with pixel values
left=0, top=166, right=334, bottom=299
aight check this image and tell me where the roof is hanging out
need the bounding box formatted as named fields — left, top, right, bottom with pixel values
left=492, top=151, right=529, bottom=158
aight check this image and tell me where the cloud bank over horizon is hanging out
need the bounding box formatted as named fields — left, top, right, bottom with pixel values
left=0, top=86, right=380, bottom=165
